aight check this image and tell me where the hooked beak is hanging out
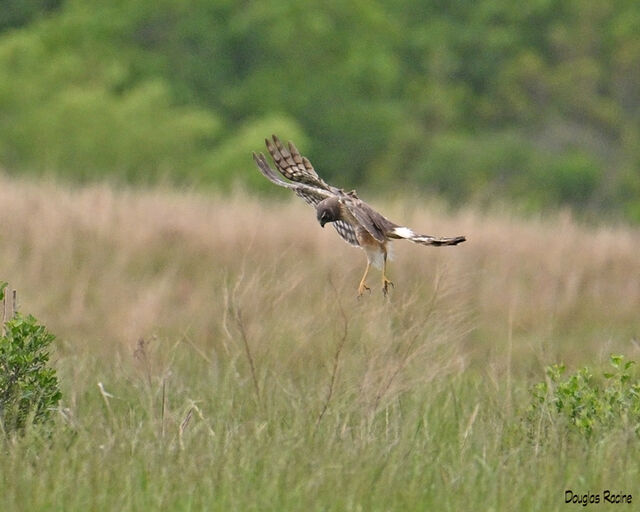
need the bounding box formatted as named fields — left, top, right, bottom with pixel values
left=319, top=219, right=326, bottom=228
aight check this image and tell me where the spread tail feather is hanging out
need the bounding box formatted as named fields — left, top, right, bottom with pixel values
left=391, top=226, right=466, bottom=246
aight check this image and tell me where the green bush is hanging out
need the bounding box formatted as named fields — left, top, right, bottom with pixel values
left=0, top=282, right=61, bottom=435
left=525, top=354, right=640, bottom=440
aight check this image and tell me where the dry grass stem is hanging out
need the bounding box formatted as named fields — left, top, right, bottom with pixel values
left=315, top=277, right=349, bottom=430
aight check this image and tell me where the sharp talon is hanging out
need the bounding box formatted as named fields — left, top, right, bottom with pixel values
left=358, top=283, right=371, bottom=297
left=382, top=277, right=394, bottom=296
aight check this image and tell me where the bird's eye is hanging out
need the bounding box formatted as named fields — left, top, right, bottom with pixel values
left=321, top=212, right=328, bottom=220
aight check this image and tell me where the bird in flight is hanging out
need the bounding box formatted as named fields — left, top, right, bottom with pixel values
left=253, top=135, right=466, bottom=296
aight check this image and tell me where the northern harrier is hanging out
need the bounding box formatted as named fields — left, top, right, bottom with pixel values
left=253, top=135, right=466, bottom=296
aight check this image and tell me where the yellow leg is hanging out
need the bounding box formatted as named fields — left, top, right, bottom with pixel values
left=382, top=256, right=394, bottom=296
left=358, top=261, right=371, bottom=297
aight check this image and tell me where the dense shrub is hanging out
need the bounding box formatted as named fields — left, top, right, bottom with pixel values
left=525, top=355, right=640, bottom=440
left=0, top=283, right=61, bottom=435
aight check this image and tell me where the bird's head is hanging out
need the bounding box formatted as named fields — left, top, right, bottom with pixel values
left=316, top=197, right=341, bottom=228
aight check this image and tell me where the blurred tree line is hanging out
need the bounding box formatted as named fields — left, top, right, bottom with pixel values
left=0, top=0, right=639, bottom=221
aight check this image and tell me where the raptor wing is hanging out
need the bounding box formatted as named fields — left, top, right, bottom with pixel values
left=342, top=198, right=397, bottom=244
left=253, top=152, right=331, bottom=204
left=265, top=135, right=334, bottom=191
left=253, top=152, right=360, bottom=247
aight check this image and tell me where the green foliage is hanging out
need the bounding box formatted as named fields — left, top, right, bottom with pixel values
left=0, top=0, right=640, bottom=219
left=0, top=283, right=61, bottom=435
left=0, top=0, right=62, bottom=32
left=539, top=151, right=602, bottom=206
left=526, top=355, right=640, bottom=440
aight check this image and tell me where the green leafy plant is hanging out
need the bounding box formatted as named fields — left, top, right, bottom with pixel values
left=0, top=282, right=61, bottom=435
left=526, top=355, right=640, bottom=440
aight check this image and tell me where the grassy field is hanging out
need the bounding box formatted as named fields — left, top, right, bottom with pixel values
left=1, top=175, right=639, bottom=510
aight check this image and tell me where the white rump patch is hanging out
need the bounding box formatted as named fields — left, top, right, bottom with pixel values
left=393, top=226, right=414, bottom=238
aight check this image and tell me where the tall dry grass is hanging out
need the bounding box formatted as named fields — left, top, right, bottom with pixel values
left=1, top=174, right=640, bottom=510
left=1, top=174, right=637, bottom=371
